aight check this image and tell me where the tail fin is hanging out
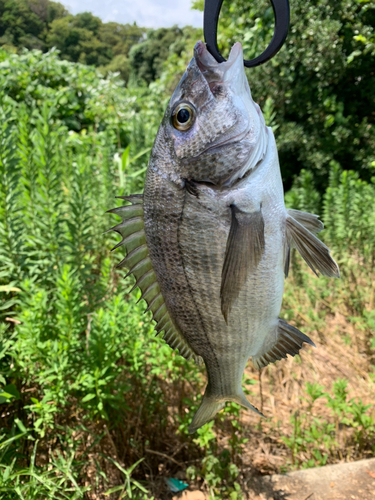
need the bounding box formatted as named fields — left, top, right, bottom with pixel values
left=188, top=389, right=264, bottom=433
left=188, top=396, right=225, bottom=434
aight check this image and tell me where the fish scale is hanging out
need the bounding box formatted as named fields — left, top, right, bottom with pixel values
left=177, top=137, right=284, bottom=397
left=108, top=41, right=339, bottom=433
left=144, top=164, right=212, bottom=358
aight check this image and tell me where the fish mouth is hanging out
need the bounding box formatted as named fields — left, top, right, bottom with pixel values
left=189, top=41, right=266, bottom=188
left=193, top=41, right=243, bottom=85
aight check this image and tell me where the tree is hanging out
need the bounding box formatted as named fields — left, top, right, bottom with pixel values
left=0, top=1, right=144, bottom=82
left=0, top=0, right=67, bottom=50
left=47, top=12, right=106, bottom=65
left=129, top=26, right=192, bottom=85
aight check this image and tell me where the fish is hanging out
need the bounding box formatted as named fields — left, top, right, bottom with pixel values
left=107, top=41, right=340, bottom=433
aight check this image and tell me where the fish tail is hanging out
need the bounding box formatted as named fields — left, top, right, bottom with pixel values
left=188, top=394, right=225, bottom=434
left=230, top=390, right=264, bottom=418
left=188, top=389, right=264, bottom=433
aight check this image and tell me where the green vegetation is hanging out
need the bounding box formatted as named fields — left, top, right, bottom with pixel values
left=0, top=0, right=374, bottom=498
left=0, top=0, right=144, bottom=81
left=2, top=0, right=373, bottom=187
left=0, top=0, right=200, bottom=85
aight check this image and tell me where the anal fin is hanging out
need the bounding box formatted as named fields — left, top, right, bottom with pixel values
left=252, top=319, right=316, bottom=370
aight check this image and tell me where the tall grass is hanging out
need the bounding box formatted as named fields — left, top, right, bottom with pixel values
left=0, top=48, right=374, bottom=499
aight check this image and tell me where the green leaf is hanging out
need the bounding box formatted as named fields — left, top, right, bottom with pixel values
left=104, top=485, right=126, bottom=495
left=0, top=285, right=21, bottom=293
left=0, top=433, right=26, bottom=450
left=81, top=393, right=96, bottom=402
left=14, top=418, right=27, bottom=433
left=128, top=147, right=151, bottom=165
left=121, top=145, right=130, bottom=171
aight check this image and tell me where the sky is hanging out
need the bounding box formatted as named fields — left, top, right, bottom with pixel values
left=59, top=0, right=203, bottom=29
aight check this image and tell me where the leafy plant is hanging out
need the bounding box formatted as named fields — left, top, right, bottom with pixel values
left=0, top=7, right=375, bottom=497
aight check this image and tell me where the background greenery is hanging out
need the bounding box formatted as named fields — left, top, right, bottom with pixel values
left=0, top=0, right=374, bottom=498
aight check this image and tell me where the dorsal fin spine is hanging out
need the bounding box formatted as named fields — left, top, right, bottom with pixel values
left=108, top=197, right=199, bottom=363
left=153, top=304, right=167, bottom=322
left=112, top=230, right=146, bottom=251
left=129, top=269, right=155, bottom=294
left=106, top=205, right=143, bottom=217
left=124, top=257, right=152, bottom=280
left=160, top=319, right=172, bottom=332
left=155, top=314, right=169, bottom=332
left=105, top=216, right=143, bottom=235
left=117, top=244, right=148, bottom=269
left=145, top=289, right=164, bottom=313
left=137, top=281, right=159, bottom=304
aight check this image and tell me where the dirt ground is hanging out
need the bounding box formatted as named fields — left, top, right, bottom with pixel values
left=236, top=311, right=375, bottom=473
left=247, top=457, right=375, bottom=500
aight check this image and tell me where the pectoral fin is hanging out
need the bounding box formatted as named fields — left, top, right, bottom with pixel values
left=287, top=209, right=324, bottom=235
left=285, top=214, right=340, bottom=278
left=221, top=205, right=265, bottom=322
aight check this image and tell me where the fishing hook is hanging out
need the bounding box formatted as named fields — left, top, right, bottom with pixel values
left=203, top=0, right=290, bottom=67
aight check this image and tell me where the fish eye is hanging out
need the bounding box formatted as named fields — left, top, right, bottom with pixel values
left=172, top=103, right=195, bottom=131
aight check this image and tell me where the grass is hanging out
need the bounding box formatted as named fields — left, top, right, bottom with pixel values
left=0, top=47, right=374, bottom=500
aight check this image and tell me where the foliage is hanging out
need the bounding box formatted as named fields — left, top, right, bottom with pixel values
left=3, top=0, right=374, bottom=189
left=0, top=0, right=67, bottom=51
left=0, top=0, right=144, bottom=82
left=282, top=379, right=375, bottom=469
left=285, top=161, right=375, bottom=259
left=0, top=2, right=375, bottom=496
left=129, top=26, right=201, bottom=86
left=0, top=47, right=169, bottom=497
left=0, top=47, right=249, bottom=499
left=47, top=12, right=144, bottom=70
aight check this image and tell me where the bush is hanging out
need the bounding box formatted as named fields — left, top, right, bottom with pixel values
left=1, top=25, right=375, bottom=497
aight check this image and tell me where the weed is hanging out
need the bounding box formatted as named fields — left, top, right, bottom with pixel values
left=0, top=45, right=375, bottom=499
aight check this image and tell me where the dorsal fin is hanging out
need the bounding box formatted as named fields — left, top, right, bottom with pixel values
left=107, top=194, right=202, bottom=364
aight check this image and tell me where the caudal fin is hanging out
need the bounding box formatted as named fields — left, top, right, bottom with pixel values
left=188, top=389, right=264, bottom=433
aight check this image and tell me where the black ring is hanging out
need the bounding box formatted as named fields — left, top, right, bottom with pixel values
left=203, top=0, right=290, bottom=67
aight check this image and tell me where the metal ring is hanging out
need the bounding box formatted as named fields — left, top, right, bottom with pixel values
left=203, top=0, right=290, bottom=67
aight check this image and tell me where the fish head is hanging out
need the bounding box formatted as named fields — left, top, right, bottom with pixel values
left=158, top=41, right=267, bottom=187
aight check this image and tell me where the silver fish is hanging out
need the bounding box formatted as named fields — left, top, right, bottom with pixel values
left=108, top=41, right=340, bottom=433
